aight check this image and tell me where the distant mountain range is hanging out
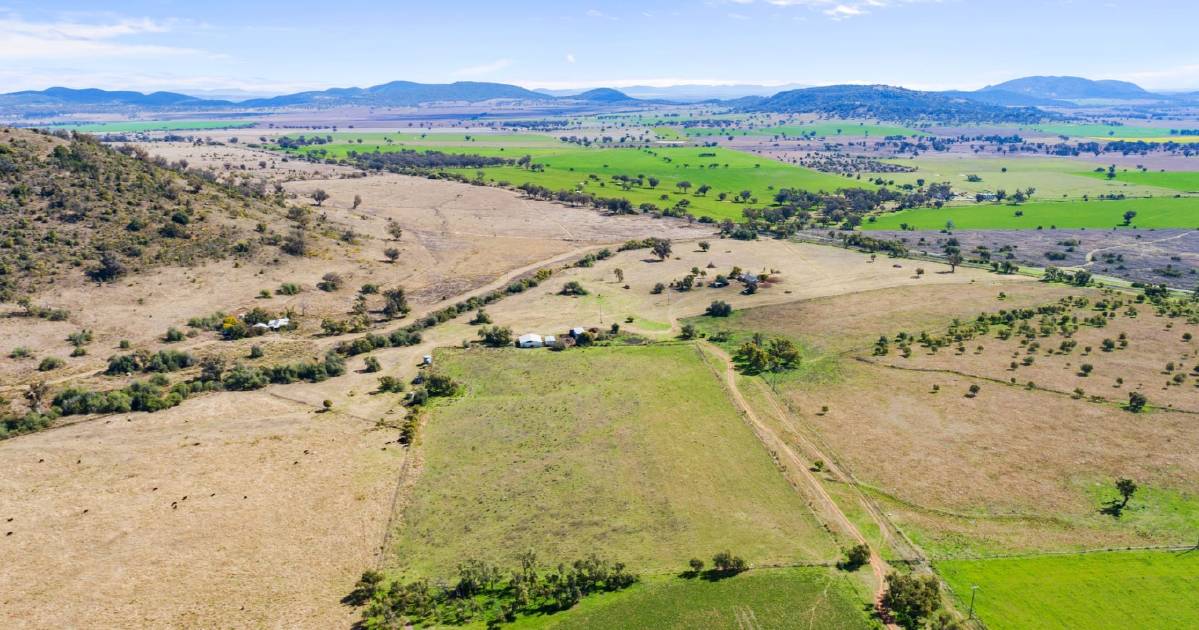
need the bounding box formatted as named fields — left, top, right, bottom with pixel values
left=2, top=76, right=1196, bottom=122
left=979, top=76, right=1154, bottom=101
left=0, top=81, right=629, bottom=116
left=744, top=84, right=1058, bottom=124
left=537, top=83, right=807, bottom=102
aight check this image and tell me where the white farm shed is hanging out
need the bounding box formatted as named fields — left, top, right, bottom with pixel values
left=517, top=333, right=544, bottom=348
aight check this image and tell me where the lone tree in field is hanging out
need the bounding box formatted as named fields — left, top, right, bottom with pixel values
left=384, top=247, right=400, bottom=263
left=647, top=176, right=659, bottom=189
left=705, top=300, right=733, bottom=317
left=839, top=544, right=870, bottom=571
left=675, top=180, right=692, bottom=194
left=560, top=280, right=589, bottom=296
left=352, top=194, right=362, bottom=209
left=382, top=288, right=410, bottom=319
left=882, top=573, right=941, bottom=630
left=1115, top=478, right=1137, bottom=509
left=651, top=238, right=672, bottom=261
left=946, top=252, right=963, bottom=273
left=1127, top=391, right=1148, bottom=413
left=312, top=188, right=329, bottom=206
left=1123, top=210, right=1137, bottom=226
left=387, top=219, right=403, bottom=240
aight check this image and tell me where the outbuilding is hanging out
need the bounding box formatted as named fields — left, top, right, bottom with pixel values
left=517, top=333, right=544, bottom=348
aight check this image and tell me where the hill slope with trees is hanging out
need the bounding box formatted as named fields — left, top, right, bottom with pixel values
left=0, top=127, right=285, bottom=301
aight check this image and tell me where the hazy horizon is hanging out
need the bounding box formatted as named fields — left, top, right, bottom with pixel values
left=2, top=0, right=1197, bottom=96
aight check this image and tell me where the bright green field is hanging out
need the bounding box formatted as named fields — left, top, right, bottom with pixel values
left=865, top=196, right=1199, bottom=230
left=508, top=567, right=873, bottom=630
left=64, top=120, right=256, bottom=133
left=1078, top=169, right=1199, bottom=193
left=388, top=344, right=838, bottom=579
left=476, top=146, right=861, bottom=221
left=280, top=132, right=860, bottom=221
left=938, top=550, right=1199, bottom=630
left=868, top=157, right=1183, bottom=200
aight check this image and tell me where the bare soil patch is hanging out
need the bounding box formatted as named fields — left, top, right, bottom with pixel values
left=0, top=391, right=404, bottom=628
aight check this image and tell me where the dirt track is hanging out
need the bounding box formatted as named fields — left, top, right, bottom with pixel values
left=697, top=341, right=902, bottom=628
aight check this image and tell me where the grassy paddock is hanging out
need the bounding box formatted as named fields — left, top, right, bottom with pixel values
left=1077, top=169, right=1199, bottom=193
left=387, top=344, right=838, bottom=578
left=509, top=567, right=873, bottom=629
left=938, top=550, right=1199, bottom=630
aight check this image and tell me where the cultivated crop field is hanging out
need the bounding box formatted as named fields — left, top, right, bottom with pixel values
left=938, top=550, right=1199, bottom=630
left=866, top=196, right=1199, bottom=230
left=385, top=344, right=840, bottom=578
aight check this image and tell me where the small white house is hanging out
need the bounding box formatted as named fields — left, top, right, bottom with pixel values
left=543, top=335, right=557, bottom=346
left=422, top=355, right=433, bottom=366
left=517, top=333, right=544, bottom=348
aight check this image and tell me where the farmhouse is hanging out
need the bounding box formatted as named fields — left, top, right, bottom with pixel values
left=517, top=333, right=544, bottom=348
left=251, top=317, right=290, bottom=331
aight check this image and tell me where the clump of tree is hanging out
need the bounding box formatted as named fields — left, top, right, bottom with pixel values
left=838, top=543, right=871, bottom=571
left=106, top=350, right=196, bottom=375
left=734, top=334, right=801, bottom=375
left=477, top=325, right=514, bottom=347
left=560, top=280, right=589, bottom=296
left=882, top=572, right=943, bottom=630
left=705, top=300, right=733, bottom=317
left=353, top=552, right=636, bottom=628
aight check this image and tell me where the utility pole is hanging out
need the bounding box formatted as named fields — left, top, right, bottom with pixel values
left=968, top=585, right=979, bottom=620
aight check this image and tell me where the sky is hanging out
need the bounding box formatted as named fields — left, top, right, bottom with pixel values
left=1, top=1, right=1197, bottom=97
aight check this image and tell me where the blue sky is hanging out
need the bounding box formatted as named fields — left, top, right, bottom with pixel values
left=2, top=1, right=1197, bottom=95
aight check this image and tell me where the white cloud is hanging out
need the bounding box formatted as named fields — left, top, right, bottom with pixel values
left=452, top=58, right=513, bottom=77
left=761, top=0, right=938, bottom=19
left=566, top=53, right=576, bottom=64
left=0, top=13, right=205, bottom=60
left=728, top=12, right=752, bottom=19
left=825, top=4, right=866, bottom=18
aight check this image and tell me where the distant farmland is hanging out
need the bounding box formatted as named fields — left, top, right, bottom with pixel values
left=278, top=132, right=864, bottom=222
left=680, top=121, right=923, bottom=138
left=865, top=196, right=1199, bottom=230
left=1077, top=169, right=1199, bottom=193
left=63, top=120, right=256, bottom=133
